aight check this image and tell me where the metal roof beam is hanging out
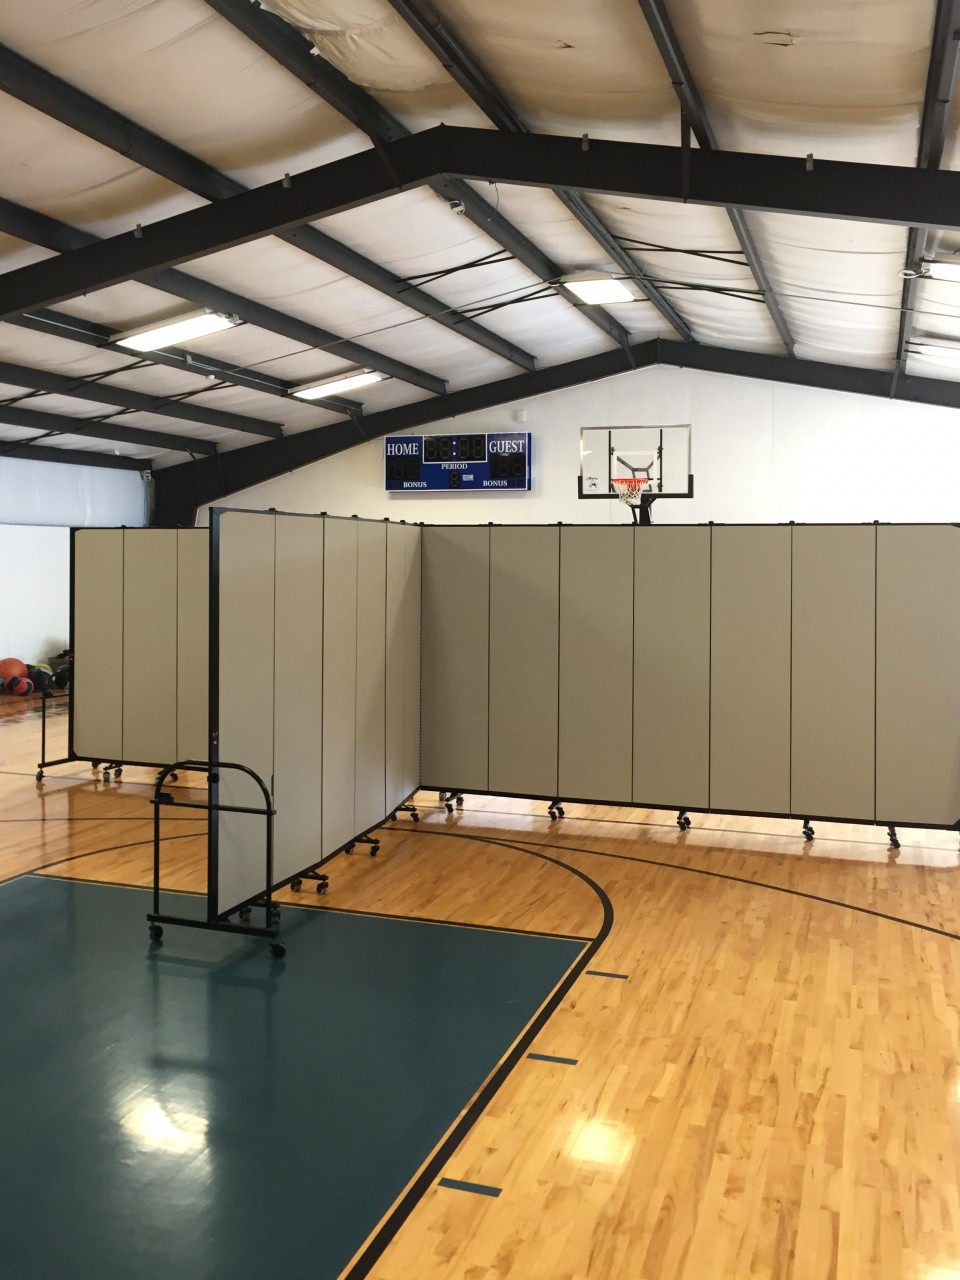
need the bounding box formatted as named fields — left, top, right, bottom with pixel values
left=152, top=335, right=960, bottom=525
left=385, top=0, right=694, bottom=341
left=896, top=0, right=960, bottom=365
left=1, top=440, right=145, bottom=470
left=634, top=0, right=794, bottom=353
left=10, top=128, right=960, bottom=323
left=0, top=359, right=281, bottom=437
left=0, top=200, right=446, bottom=395
left=0, top=402, right=217, bottom=454
left=6, top=307, right=361, bottom=414
left=204, top=0, right=632, bottom=349
left=0, top=42, right=534, bottom=372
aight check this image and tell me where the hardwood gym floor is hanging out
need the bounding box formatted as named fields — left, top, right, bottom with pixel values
left=4, top=693, right=960, bottom=1279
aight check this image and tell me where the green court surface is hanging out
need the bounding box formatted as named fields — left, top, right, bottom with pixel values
left=0, top=876, right=584, bottom=1279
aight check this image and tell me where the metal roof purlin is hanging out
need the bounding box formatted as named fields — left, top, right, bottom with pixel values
left=634, top=0, right=794, bottom=354
left=384, top=0, right=695, bottom=343
left=896, top=0, right=960, bottom=368
left=203, top=0, right=633, bottom=350
left=0, top=42, right=535, bottom=372
left=0, top=401, right=218, bottom=454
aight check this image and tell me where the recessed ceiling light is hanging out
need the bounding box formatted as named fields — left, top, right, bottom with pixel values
left=291, top=369, right=384, bottom=400
left=115, top=310, right=239, bottom=351
left=563, top=272, right=635, bottom=304
left=924, top=261, right=960, bottom=283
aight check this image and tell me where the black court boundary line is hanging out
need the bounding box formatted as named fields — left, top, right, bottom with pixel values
left=306, top=900, right=588, bottom=942
left=340, top=832, right=613, bottom=1280
left=0, top=816, right=205, bottom=824
left=30, top=872, right=206, bottom=899
left=467, top=829, right=960, bottom=945
left=1, top=831, right=201, bottom=886
left=424, top=802, right=960, bottom=853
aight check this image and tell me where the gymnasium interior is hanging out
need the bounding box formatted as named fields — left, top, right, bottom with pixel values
left=4, top=2, right=960, bottom=1278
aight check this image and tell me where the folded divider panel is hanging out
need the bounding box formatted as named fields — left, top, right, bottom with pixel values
left=402, top=526, right=422, bottom=800
left=558, top=526, right=634, bottom=804
left=355, top=521, right=387, bottom=834
left=489, top=525, right=560, bottom=798
left=792, top=525, right=876, bottom=822
left=121, top=529, right=178, bottom=766
left=633, top=526, right=710, bottom=810
left=215, top=511, right=276, bottom=917
left=710, top=525, right=792, bottom=815
left=72, top=529, right=124, bottom=763
left=420, top=526, right=490, bottom=792
left=876, top=525, right=960, bottom=826
left=273, top=514, right=325, bottom=883
left=322, top=518, right=359, bottom=855
left=176, top=530, right=209, bottom=763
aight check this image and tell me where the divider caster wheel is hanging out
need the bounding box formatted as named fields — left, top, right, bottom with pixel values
left=102, top=770, right=112, bottom=783
left=238, top=906, right=252, bottom=922
left=344, top=842, right=355, bottom=855
left=369, top=843, right=380, bottom=858
left=149, top=924, right=163, bottom=943
left=270, top=942, right=286, bottom=959
left=316, top=881, right=328, bottom=894
left=887, top=826, right=901, bottom=850
left=677, top=812, right=692, bottom=830
left=114, top=767, right=123, bottom=781
left=802, top=823, right=815, bottom=841
left=389, top=812, right=398, bottom=822
left=35, top=770, right=43, bottom=783
left=548, top=806, right=558, bottom=821
left=411, top=811, right=420, bottom=823
left=170, top=772, right=178, bottom=782
left=268, top=907, right=281, bottom=923
left=290, top=878, right=303, bottom=893
left=445, top=802, right=454, bottom=814
left=455, top=796, right=464, bottom=809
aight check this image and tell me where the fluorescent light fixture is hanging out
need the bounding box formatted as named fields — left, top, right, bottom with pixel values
left=914, top=342, right=960, bottom=359
left=924, top=260, right=960, bottom=283
left=563, top=272, right=635, bottom=304
left=116, top=310, right=238, bottom=351
left=291, top=369, right=384, bottom=400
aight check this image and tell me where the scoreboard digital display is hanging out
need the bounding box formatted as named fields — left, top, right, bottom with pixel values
left=384, top=432, right=531, bottom=492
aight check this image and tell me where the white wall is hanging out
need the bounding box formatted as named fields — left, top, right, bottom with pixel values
left=0, top=524, right=70, bottom=664
left=198, top=366, right=960, bottom=526
left=0, top=456, right=146, bottom=527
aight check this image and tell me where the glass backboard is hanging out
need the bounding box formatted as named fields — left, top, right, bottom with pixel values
left=578, top=425, right=693, bottom=501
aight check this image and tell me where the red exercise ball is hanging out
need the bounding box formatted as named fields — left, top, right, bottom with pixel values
left=0, top=658, right=27, bottom=682
left=5, top=675, right=33, bottom=696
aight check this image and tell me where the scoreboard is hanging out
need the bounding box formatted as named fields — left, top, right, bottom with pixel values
left=384, top=432, right=531, bottom=492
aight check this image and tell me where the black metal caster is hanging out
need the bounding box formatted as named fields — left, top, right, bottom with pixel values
left=887, top=826, right=901, bottom=850
left=411, top=811, right=420, bottom=822
left=238, top=905, right=252, bottom=921
left=344, top=842, right=355, bottom=854
left=149, top=924, right=163, bottom=943
left=170, top=771, right=178, bottom=782
left=316, top=882, right=327, bottom=894
left=677, top=810, right=691, bottom=830
left=389, top=812, right=397, bottom=821
left=548, top=802, right=565, bottom=820
left=445, top=802, right=454, bottom=813
left=102, top=770, right=112, bottom=782
left=290, top=878, right=303, bottom=892
left=35, top=770, right=43, bottom=783
left=268, top=907, right=281, bottom=923
left=114, top=767, right=123, bottom=780
left=455, top=795, right=464, bottom=809
left=270, top=942, right=286, bottom=959
left=369, top=843, right=379, bottom=857
left=802, top=823, right=815, bottom=841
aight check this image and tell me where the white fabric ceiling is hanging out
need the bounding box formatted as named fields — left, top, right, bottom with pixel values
left=0, top=0, right=954, bottom=472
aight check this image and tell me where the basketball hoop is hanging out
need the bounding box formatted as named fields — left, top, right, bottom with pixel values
left=612, top=476, right=653, bottom=524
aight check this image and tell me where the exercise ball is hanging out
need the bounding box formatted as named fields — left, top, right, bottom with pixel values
left=0, top=658, right=28, bottom=682
left=5, top=675, right=33, bottom=696
left=27, top=666, right=52, bottom=693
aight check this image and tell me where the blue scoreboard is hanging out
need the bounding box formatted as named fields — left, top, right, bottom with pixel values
left=384, top=432, right=531, bottom=492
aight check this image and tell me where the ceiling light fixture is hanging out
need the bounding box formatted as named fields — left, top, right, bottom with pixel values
left=923, top=261, right=960, bottom=283
left=116, top=310, right=239, bottom=351
left=291, top=369, right=384, bottom=400
left=562, top=272, right=635, bottom=304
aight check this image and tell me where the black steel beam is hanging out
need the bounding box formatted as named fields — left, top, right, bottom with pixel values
left=0, top=402, right=217, bottom=454
left=633, top=0, right=794, bottom=353
left=896, top=0, right=960, bottom=365
left=0, top=42, right=534, bottom=372
left=385, top=0, right=694, bottom=341
left=1, top=440, right=145, bottom=470
left=0, top=199, right=446, bottom=395
left=7, top=307, right=361, bottom=414
left=10, top=128, right=960, bottom=326
left=0, top=359, right=281, bottom=437
left=204, top=0, right=631, bottom=349
left=152, top=336, right=960, bottom=526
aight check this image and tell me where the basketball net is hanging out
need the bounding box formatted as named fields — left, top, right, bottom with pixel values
left=612, top=476, right=652, bottom=507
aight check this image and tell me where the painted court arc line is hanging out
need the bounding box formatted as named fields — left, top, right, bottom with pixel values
left=340, top=830, right=614, bottom=1280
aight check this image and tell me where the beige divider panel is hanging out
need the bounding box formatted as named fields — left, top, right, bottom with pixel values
left=355, top=521, right=387, bottom=833
left=386, top=524, right=421, bottom=806
left=710, top=526, right=792, bottom=814
left=402, top=527, right=422, bottom=798
left=633, top=527, right=710, bottom=808
left=420, top=526, right=489, bottom=790
left=273, top=515, right=325, bottom=881
left=489, top=525, right=560, bottom=797
left=322, top=518, right=359, bottom=854
left=877, top=525, right=960, bottom=825
left=176, top=530, right=209, bottom=762
left=121, top=530, right=178, bottom=764
left=216, top=511, right=276, bottom=915
left=792, top=526, right=876, bottom=821
left=559, top=526, right=634, bottom=802
left=73, top=529, right=124, bottom=761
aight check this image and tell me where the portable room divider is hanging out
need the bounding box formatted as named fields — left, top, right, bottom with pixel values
left=68, top=517, right=960, bottom=956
